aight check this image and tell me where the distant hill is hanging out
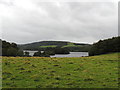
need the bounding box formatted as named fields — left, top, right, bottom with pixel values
left=18, top=41, right=91, bottom=52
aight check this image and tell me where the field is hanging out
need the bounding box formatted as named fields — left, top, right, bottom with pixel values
left=39, top=45, right=57, bottom=48
left=61, top=43, right=80, bottom=48
left=39, top=43, right=81, bottom=48
left=2, top=53, right=119, bottom=88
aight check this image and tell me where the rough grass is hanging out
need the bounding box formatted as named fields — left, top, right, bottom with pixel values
left=2, top=53, right=119, bottom=88
left=62, top=43, right=81, bottom=48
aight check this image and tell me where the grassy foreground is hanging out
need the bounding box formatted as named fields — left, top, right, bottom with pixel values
left=2, top=53, right=119, bottom=88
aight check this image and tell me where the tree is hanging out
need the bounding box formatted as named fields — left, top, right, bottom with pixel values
left=11, top=43, right=18, bottom=49
left=54, top=47, right=70, bottom=54
left=17, top=50, right=24, bottom=56
left=33, top=51, right=50, bottom=57
left=24, top=52, right=30, bottom=57
left=2, top=40, right=24, bottom=57
left=33, top=51, right=41, bottom=56
left=7, top=47, right=18, bottom=56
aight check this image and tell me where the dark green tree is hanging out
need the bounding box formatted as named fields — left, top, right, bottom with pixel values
left=2, top=40, right=24, bottom=57
left=24, top=52, right=30, bottom=57
left=89, top=36, right=120, bottom=56
left=7, top=47, right=18, bottom=56
left=33, top=51, right=41, bottom=56
left=17, top=50, right=24, bottom=56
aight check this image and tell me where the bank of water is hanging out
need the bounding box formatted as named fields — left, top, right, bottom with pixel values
left=23, top=50, right=89, bottom=57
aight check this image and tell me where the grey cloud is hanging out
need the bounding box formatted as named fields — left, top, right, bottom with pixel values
left=1, top=0, right=118, bottom=44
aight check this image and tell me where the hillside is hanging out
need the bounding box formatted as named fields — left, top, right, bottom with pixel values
left=18, top=41, right=91, bottom=52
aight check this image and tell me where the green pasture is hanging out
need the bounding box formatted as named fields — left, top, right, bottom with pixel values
left=2, top=53, right=119, bottom=88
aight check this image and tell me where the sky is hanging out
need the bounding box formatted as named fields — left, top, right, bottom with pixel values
left=0, top=0, right=118, bottom=44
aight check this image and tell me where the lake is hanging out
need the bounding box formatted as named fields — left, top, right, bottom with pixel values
left=50, top=52, right=89, bottom=57
left=23, top=50, right=89, bottom=57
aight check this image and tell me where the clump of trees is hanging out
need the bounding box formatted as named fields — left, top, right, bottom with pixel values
left=33, top=51, right=50, bottom=57
left=89, top=36, right=120, bottom=56
left=54, top=47, right=70, bottom=54
left=33, top=47, right=70, bottom=57
left=2, top=40, right=24, bottom=57
left=24, top=52, right=30, bottom=57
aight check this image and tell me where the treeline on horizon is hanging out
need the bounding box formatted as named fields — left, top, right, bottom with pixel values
left=89, top=36, right=120, bottom=56
left=1, top=39, right=29, bottom=57
left=1, top=36, right=120, bottom=57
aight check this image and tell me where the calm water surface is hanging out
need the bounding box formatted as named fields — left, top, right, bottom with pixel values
left=50, top=52, right=89, bottom=57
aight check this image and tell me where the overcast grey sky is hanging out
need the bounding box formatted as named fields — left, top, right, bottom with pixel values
left=0, top=0, right=118, bottom=44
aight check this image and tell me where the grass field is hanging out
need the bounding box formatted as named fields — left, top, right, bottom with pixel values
left=62, top=43, right=83, bottom=48
left=39, top=45, right=57, bottom=48
left=2, top=53, right=119, bottom=88
left=39, top=43, right=82, bottom=48
left=62, top=43, right=79, bottom=48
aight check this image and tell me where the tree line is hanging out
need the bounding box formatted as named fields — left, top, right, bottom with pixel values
left=1, top=40, right=30, bottom=57
left=89, top=36, right=120, bottom=56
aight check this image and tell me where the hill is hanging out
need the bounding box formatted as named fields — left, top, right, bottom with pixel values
left=18, top=41, right=91, bottom=52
